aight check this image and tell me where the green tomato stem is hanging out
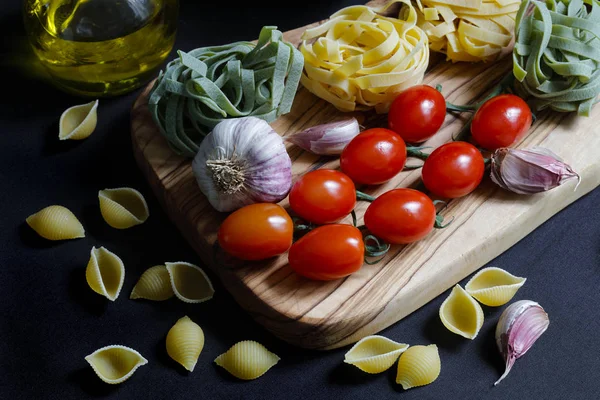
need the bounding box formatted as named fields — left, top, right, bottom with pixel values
left=406, top=146, right=431, bottom=161
left=356, top=190, right=376, bottom=202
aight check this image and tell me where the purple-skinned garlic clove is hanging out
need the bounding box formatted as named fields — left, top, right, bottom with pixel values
left=286, top=118, right=360, bottom=155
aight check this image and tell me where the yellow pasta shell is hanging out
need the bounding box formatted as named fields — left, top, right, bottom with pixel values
left=166, top=262, right=214, bottom=304
left=465, top=267, right=526, bottom=306
left=86, top=246, right=125, bottom=301
left=396, top=344, right=441, bottom=390
left=166, top=316, right=205, bottom=372
left=214, top=341, right=280, bottom=380
left=439, top=284, right=484, bottom=339
left=98, top=188, right=149, bottom=229
left=85, top=345, right=148, bottom=384
left=130, top=265, right=174, bottom=301
left=59, top=100, right=98, bottom=140
left=25, top=205, right=85, bottom=241
left=344, top=335, right=409, bottom=374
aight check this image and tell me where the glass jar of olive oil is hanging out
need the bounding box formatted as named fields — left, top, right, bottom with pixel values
left=23, top=0, right=178, bottom=97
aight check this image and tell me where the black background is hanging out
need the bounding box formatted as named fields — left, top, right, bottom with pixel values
left=2, top=1, right=600, bottom=399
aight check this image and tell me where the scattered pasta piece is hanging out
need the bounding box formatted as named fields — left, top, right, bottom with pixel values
left=396, top=344, right=440, bottom=390
left=86, top=246, right=125, bottom=301
left=25, top=205, right=85, bottom=241
left=439, top=284, right=484, bottom=339
left=98, top=188, right=149, bottom=229
left=85, top=345, right=148, bottom=384
left=59, top=100, right=98, bottom=140
left=214, top=341, right=280, bottom=380
left=166, top=262, right=214, bottom=304
left=166, top=316, right=205, bottom=372
left=130, top=265, right=174, bottom=301
left=465, top=267, right=526, bottom=306
left=344, top=335, right=409, bottom=374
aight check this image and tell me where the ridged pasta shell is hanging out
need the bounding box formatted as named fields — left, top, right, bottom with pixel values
left=86, top=246, right=125, bottom=301
left=396, top=344, right=441, bottom=390
left=214, top=341, right=280, bottom=380
left=25, top=205, right=85, bottom=241
left=85, top=345, right=148, bottom=384
left=439, top=285, right=484, bottom=339
left=59, top=100, right=98, bottom=140
left=465, top=267, right=526, bottom=307
left=166, top=262, right=214, bottom=304
left=344, top=335, right=409, bottom=374
left=98, top=188, right=149, bottom=229
left=166, top=316, right=205, bottom=372
left=130, top=265, right=174, bottom=301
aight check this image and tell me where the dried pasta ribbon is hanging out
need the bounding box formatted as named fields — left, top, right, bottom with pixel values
left=25, top=205, right=85, bottom=241
left=439, top=284, right=484, bottom=339
left=86, top=246, right=125, bottom=301
left=166, top=316, right=205, bottom=372
left=166, top=262, right=215, bottom=304
left=465, top=267, right=526, bottom=306
left=214, top=341, right=280, bottom=380
left=300, top=0, right=430, bottom=113
left=98, top=187, right=149, bottom=229
left=59, top=100, right=98, bottom=140
left=130, top=265, right=174, bottom=301
left=85, top=345, right=148, bottom=384
left=344, top=335, right=409, bottom=373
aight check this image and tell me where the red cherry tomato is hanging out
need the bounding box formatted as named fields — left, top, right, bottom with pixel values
left=289, top=169, right=356, bottom=225
left=422, top=142, right=485, bottom=198
left=471, top=94, right=533, bottom=150
left=340, top=128, right=407, bottom=185
left=218, top=203, right=293, bottom=261
left=388, top=85, right=447, bottom=143
left=288, top=224, right=364, bottom=280
left=364, top=189, right=436, bottom=244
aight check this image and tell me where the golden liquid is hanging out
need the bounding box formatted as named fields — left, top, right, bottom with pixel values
left=23, top=0, right=178, bottom=97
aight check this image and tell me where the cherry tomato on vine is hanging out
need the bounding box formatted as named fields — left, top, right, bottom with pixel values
left=471, top=94, right=532, bottom=150
left=388, top=85, right=447, bottom=143
left=289, top=169, right=356, bottom=225
left=340, top=128, right=407, bottom=185
left=288, top=224, right=364, bottom=280
left=364, top=189, right=436, bottom=244
left=422, top=142, right=485, bottom=198
left=218, top=203, right=293, bottom=261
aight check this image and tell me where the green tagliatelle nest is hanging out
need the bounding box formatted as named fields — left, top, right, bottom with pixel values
left=148, top=26, right=304, bottom=157
left=513, top=0, right=600, bottom=116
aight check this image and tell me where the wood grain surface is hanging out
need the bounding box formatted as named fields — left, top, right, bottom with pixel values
left=130, top=2, right=600, bottom=349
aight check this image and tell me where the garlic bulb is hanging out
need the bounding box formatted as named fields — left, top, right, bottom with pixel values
left=192, top=117, right=292, bottom=212
left=286, top=118, right=360, bottom=155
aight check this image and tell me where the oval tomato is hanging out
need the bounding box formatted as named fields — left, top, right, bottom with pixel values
left=471, top=94, right=532, bottom=150
left=422, top=142, right=485, bottom=198
left=288, top=224, right=364, bottom=280
left=218, top=203, right=293, bottom=261
left=388, top=85, right=447, bottom=143
left=364, top=189, right=436, bottom=244
left=340, top=128, right=407, bottom=185
left=289, top=169, right=356, bottom=224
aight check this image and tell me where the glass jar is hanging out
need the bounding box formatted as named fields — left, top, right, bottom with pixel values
left=23, top=0, right=178, bottom=97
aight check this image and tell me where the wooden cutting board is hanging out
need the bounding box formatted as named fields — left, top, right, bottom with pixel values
left=130, top=3, right=600, bottom=350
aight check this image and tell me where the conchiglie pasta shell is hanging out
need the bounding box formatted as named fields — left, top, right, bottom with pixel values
left=99, top=188, right=149, bottom=229
left=26, top=205, right=85, bottom=241
left=85, top=345, right=148, bottom=384
left=344, top=335, right=409, bottom=374
left=214, top=341, right=280, bottom=380
left=396, top=344, right=441, bottom=390
left=86, top=246, right=125, bottom=301
left=166, top=316, right=205, bottom=372
left=439, top=285, right=484, bottom=339
left=59, top=100, right=98, bottom=140
left=130, top=265, right=174, bottom=301
left=465, top=267, right=526, bottom=306
left=166, top=262, right=214, bottom=304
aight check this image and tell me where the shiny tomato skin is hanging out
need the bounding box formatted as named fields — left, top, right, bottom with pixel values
left=340, top=128, right=407, bottom=185
left=471, top=94, right=532, bottom=150
left=288, top=224, right=364, bottom=280
left=364, top=189, right=436, bottom=244
left=218, top=203, right=293, bottom=261
left=388, top=85, right=447, bottom=143
left=422, top=142, right=485, bottom=198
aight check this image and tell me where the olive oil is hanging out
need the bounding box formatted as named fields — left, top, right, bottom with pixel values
left=23, top=0, right=178, bottom=97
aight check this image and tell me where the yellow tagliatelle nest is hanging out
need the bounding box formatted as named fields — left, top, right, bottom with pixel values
left=415, top=0, right=520, bottom=62
left=300, top=0, right=429, bottom=113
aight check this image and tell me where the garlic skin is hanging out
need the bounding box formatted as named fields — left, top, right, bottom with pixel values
left=286, top=118, right=360, bottom=155
left=192, top=117, right=292, bottom=212
left=490, top=147, right=580, bottom=194
left=494, top=300, right=549, bottom=386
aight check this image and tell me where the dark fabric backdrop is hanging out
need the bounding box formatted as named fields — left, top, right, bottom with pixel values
left=1, top=1, right=599, bottom=399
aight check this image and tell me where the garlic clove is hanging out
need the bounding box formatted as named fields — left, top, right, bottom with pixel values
left=286, top=118, right=360, bottom=155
